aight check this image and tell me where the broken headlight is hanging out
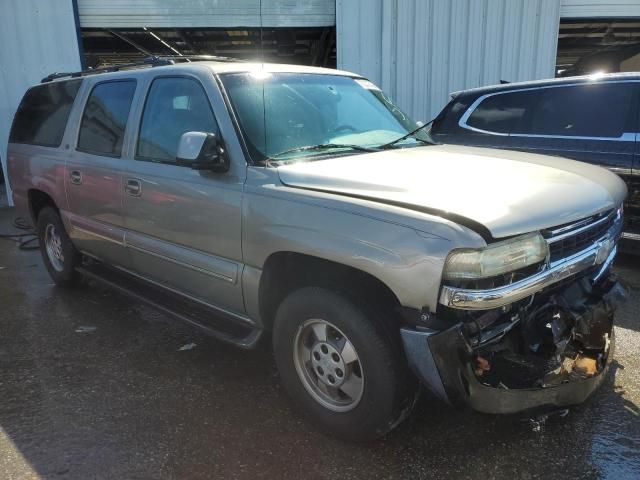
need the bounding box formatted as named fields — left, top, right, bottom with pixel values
left=443, top=232, right=548, bottom=282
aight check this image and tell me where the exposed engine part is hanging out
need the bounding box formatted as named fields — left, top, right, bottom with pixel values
left=470, top=273, right=623, bottom=390
left=574, top=355, right=598, bottom=376
left=474, top=356, right=490, bottom=376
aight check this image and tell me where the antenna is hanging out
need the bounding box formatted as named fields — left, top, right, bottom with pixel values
left=259, top=0, right=264, bottom=62
left=258, top=0, right=268, bottom=160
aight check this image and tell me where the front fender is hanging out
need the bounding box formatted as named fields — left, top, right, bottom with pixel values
left=242, top=170, right=485, bottom=312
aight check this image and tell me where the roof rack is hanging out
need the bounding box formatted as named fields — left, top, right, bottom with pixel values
left=41, top=55, right=243, bottom=83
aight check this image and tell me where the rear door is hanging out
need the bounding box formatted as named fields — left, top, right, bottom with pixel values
left=120, top=72, right=246, bottom=316
left=65, top=78, right=137, bottom=267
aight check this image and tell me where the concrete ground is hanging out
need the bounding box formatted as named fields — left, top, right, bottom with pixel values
left=0, top=207, right=638, bottom=480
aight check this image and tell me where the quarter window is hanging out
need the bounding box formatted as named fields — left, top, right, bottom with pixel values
left=77, top=80, right=137, bottom=156
left=9, top=80, right=82, bottom=147
left=137, top=77, right=218, bottom=162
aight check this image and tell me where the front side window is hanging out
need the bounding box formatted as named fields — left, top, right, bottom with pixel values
left=10, top=79, right=82, bottom=147
left=137, top=77, right=218, bottom=162
left=466, top=90, right=537, bottom=134
left=220, top=73, right=427, bottom=162
left=77, top=80, right=137, bottom=156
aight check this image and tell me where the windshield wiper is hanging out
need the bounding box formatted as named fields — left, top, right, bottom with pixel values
left=269, top=143, right=379, bottom=160
left=376, top=119, right=435, bottom=150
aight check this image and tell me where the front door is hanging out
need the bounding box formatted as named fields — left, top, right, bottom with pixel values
left=121, top=75, right=245, bottom=315
left=65, top=79, right=137, bottom=268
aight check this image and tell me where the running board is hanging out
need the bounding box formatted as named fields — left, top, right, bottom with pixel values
left=622, top=232, right=640, bottom=241
left=76, top=263, right=262, bottom=349
left=620, top=232, right=640, bottom=255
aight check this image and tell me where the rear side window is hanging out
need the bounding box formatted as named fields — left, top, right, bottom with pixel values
left=527, top=82, right=636, bottom=138
left=137, top=77, right=218, bottom=162
left=9, top=80, right=82, bottom=147
left=77, top=80, right=137, bottom=156
left=466, top=90, right=536, bottom=134
left=465, top=82, right=637, bottom=138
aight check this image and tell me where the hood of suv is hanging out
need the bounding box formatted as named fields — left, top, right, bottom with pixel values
left=277, top=144, right=627, bottom=239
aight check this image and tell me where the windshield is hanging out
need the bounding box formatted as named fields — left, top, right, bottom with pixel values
left=220, top=72, right=429, bottom=162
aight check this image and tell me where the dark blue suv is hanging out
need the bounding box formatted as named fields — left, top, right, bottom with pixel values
left=430, top=73, right=640, bottom=243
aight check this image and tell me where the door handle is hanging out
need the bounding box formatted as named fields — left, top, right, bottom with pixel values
left=69, top=170, right=82, bottom=185
left=125, top=178, right=142, bottom=197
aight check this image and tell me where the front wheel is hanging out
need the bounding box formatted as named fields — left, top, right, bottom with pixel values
left=273, top=287, right=415, bottom=441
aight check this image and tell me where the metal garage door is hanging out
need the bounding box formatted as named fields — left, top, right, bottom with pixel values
left=77, top=0, right=336, bottom=28
left=337, top=0, right=562, bottom=122
left=0, top=0, right=82, bottom=206
left=561, top=0, right=640, bottom=18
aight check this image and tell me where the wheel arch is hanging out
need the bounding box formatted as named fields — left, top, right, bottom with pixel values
left=258, top=251, right=403, bottom=332
left=28, top=189, right=58, bottom=223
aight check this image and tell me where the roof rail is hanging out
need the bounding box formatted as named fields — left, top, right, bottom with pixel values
left=154, top=54, right=246, bottom=63
left=40, top=54, right=243, bottom=83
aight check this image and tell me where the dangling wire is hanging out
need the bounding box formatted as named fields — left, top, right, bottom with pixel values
left=0, top=217, right=39, bottom=250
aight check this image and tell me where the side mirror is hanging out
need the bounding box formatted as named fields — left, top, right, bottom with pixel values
left=176, top=132, right=230, bottom=172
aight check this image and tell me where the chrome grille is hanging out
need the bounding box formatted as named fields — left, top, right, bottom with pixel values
left=543, top=209, right=618, bottom=263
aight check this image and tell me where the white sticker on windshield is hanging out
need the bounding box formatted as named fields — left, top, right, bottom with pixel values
left=355, top=79, right=381, bottom=91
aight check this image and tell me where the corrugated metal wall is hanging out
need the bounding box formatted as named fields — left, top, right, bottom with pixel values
left=561, top=0, right=640, bottom=18
left=77, top=0, right=336, bottom=28
left=337, top=0, right=561, bottom=121
left=0, top=0, right=82, bottom=205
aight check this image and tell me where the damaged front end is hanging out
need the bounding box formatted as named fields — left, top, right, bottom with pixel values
left=401, top=207, right=626, bottom=414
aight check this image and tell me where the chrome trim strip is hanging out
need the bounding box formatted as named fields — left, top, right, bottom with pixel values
left=126, top=243, right=235, bottom=283
left=545, top=217, right=596, bottom=237
left=439, top=235, right=617, bottom=311
left=546, top=210, right=616, bottom=244
left=458, top=80, right=639, bottom=142
left=72, top=225, right=125, bottom=246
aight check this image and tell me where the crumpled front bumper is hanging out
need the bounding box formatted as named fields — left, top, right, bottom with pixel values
left=400, top=277, right=624, bottom=414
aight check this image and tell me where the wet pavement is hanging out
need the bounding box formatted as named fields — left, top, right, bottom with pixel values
left=0, top=207, right=638, bottom=480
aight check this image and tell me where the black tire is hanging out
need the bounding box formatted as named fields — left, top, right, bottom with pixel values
left=273, top=287, right=416, bottom=441
left=36, top=207, right=81, bottom=286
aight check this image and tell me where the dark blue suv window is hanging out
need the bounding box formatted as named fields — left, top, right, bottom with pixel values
left=467, top=81, right=637, bottom=138
left=466, top=91, right=533, bottom=134
left=528, top=82, right=635, bottom=138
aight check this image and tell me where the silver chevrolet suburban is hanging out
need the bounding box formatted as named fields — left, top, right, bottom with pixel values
left=7, top=57, right=626, bottom=441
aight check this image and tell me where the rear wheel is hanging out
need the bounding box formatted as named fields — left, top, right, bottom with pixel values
left=36, top=207, right=81, bottom=286
left=273, top=287, right=415, bottom=441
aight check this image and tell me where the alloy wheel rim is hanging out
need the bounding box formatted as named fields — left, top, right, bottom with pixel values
left=44, top=223, right=64, bottom=272
left=293, top=319, right=364, bottom=412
